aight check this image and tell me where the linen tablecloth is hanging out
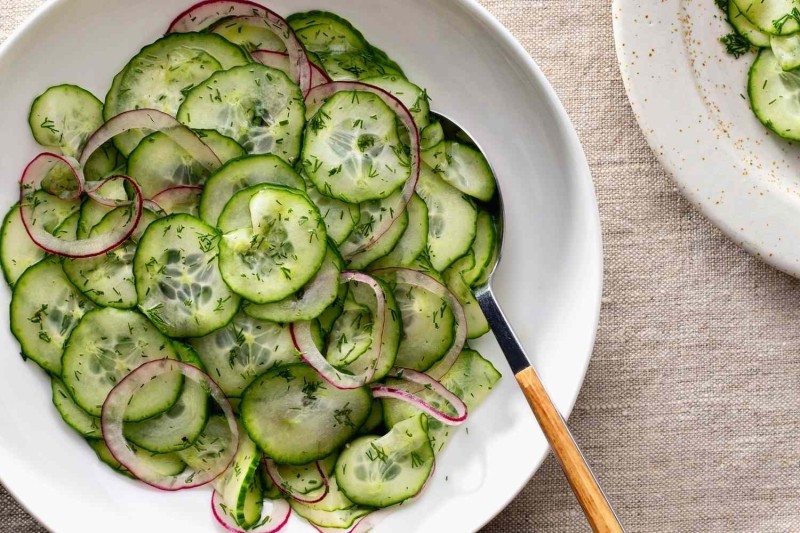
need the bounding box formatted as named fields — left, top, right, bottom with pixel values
left=2, top=1, right=799, bottom=531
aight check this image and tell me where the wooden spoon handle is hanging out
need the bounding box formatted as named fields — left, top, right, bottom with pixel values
left=516, top=366, right=623, bottom=533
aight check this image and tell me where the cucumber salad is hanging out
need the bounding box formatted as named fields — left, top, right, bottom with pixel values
left=3, top=1, right=503, bottom=531
left=719, top=0, right=800, bottom=140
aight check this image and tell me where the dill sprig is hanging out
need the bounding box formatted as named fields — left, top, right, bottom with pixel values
left=720, top=32, right=752, bottom=59
left=773, top=8, right=800, bottom=33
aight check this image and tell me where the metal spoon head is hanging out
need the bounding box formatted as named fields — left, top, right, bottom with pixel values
left=430, top=111, right=505, bottom=293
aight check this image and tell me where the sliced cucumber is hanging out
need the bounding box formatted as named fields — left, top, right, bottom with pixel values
left=368, top=194, right=428, bottom=269
left=177, top=64, right=305, bottom=162
left=420, top=121, right=444, bottom=151
left=731, top=0, right=800, bottom=36
left=23, top=190, right=80, bottom=236
left=302, top=91, right=410, bottom=203
left=446, top=209, right=497, bottom=286
left=317, top=283, right=348, bottom=336
left=422, top=141, right=496, bottom=202
left=444, top=268, right=489, bottom=339
left=325, top=292, right=375, bottom=367
left=210, top=17, right=286, bottom=52
left=749, top=48, right=800, bottom=141
left=88, top=439, right=186, bottom=478
left=729, top=1, right=771, bottom=48
left=360, top=398, right=384, bottom=435
left=216, top=428, right=263, bottom=529
left=240, top=363, right=371, bottom=464
left=188, top=311, right=298, bottom=397
left=199, top=154, right=306, bottom=226
left=195, top=129, right=246, bottom=164
left=51, top=376, right=102, bottom=439
left=152, top=187, right=201, bottom=217
left=83, top=141, right=125, bottom=182
left=0, top=205, right=46, bottom=286
left=335, top=414, right=433, bottom=508
left=383, top=349, right=501, bottom=453
left=771, top=33, right=800, bottom=70
left=289, top=477, right=370, bottom=528
left=339, top=189, right=404, bottom=258
left=288, top=11, right=369, bottom=55
left=361, top=75, right=430, bottom=130
left=53, top=210, right=80, bottom=242
left=346, top=208, right=408, bottom=271
left=134, top=214, right=240, bottom=338
left=275, top=455, right=335, bottom=497
left=61, top=307, right=182, bottom=420
left=178, top=414, right=236, bottom=471
left=218, top=185, right=327, bottom=303
left=416, top=164, right=478, bottom=271
left=76, top=179, right=128, bottom=239
left=29, top=84, right=103, bottom=157
left=10, top=259, right=94, bottom=374
left=244, top=245, right=342, bottom=323
left=304, top=181, right=360, bottom=245
left=105, top=32, right=250, bottom=155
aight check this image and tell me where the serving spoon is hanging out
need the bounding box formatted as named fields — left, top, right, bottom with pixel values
left=432, top=112, right=624, bottom=533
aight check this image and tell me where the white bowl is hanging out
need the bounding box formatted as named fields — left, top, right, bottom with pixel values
left=0, top=1, right=602, bottom=531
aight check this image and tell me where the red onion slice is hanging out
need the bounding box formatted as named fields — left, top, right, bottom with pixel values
left=19, top=154, right=143, bottom=258
left=251, top=49, right=331, bottom=92
left=371, top=268, right=466, bottom=379
left=101, top=359, right=239, bottom=491
left=291, top=272, right=387, bottom=390
left=79, top=109, right=221, bottom=173
left=305, top=82, right=420, bottom=258
left=211, top=490, right=291, bottom=533
left=263, top=458, right=329, bottom=504
left=371, top=368, right=468, bottom=425
left=167, top=2, right=311, bottom=94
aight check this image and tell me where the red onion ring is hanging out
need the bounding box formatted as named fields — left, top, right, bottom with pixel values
left=305, top=82, right=420, bottom=259
left=167, top=2, right=311, bottom=94
left=19, top=154, right=143, bottom=258
left=263, top=458, right=329, bottom=504
left=291, top=272, right=387, bottom=390
left=371, top=268, right=466, bottom=379
left=371, top=368, right=468, bottom=425
left=211, top=490, right=291, bottom=533
left=79, top=109, right=221, bottom=173
left=251, top=49, right=331, bottom=94
left=101, top=359, right=239, bottom=491
left=151, top=185, right=203, bottom=214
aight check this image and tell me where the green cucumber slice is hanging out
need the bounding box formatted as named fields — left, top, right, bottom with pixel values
left=134, top=214, right=240, bottom=337
left=416, top=164, right=478, bottom=271
left=240, top=363, right=371, bottom=464
left=420, top=121, right=444, bottom=151
left=211, top=17, right=286, bottom=52
left=216, top=428, right=263, bottom=529
left=188, top=311, right=298, bottom=397
left=289, top=478, right=370, bottom=528
left=304, top=181, right=360, bottom=245
left=178, top=414, right=236, bottom=471
left=335, top=414, right=433, bottom=508
left=10, top=259, right=94, bottom=374
left=361, top=75, right=430, bottom=130
left=368, top=194, right=428, bottom=269
left=83, top=141, right=125, bottom=182
left=731, top=0, right=800, bottom=36
left=88, top=439, right=185, bottom=478
left=346, top=208, right=408, bottom=270
left=76, top=179, right=128, bottom=238
left=218, top=185, right=327, bottom=303
left=199, top=154, right=306, bottom=226
left=445, top=210, right=496, bottom=287
left=360, top=398, right=384, bottom=435
left=771, top=33, right=800, bottom=70
left=729, top=1, right=771, bottom=48
left=444, top=268, right=488, bottom=339
left=317, top=283, right=348, bottom=336
left=422, top=141, right=496, bottom=202
left=51, top=377, right=102, bottom=439
left=339, top=189, right=404, bottom=258
left=195, top=130, right=246, bottom=164
left=301, top=90, right=410, bottom=203
left=288, top=11, right=369, bottom=55
left=748, top=48, right=800, bottom=141
left=29, top=84, right=103, bottom=157
left=0, top=205, right=46, bottom=286
left=177, top=64, right=305, bottom=162
left=61, top=307, right=182, bottom=420
left=243, top=245, right=342, bottom=323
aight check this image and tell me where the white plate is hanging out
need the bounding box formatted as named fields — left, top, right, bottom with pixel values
left=0, top=1, right=602, bottom=531
left=614, top=0, right=800, bottom=276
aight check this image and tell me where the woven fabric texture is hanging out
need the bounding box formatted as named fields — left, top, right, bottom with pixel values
left=2, top=1, right=799, bottom=532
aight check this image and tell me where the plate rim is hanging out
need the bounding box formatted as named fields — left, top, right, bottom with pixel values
left=0, top=0, right=604, bottom=530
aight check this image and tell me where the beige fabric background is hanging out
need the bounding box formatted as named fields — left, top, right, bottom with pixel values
left=2, top=1, right=799, bottom=531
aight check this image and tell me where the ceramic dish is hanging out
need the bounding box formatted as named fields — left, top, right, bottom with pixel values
left=614, top=0, right=800, bottom=276
left=0, top=0, right=602, bottom=530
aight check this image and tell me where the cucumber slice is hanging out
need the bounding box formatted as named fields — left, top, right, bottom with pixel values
left=325, top=293, right=374, bottom=367
left=134, top=214, right=240, bottom=338
left=195, top=130, right=246, bottom=164
left=105, top=33, right=250, bottom=155
left=731, top=0, right=800, bottom=36
left=83, top=141, right=125, bottom=182
left=53, top=210, right=80, bottom=242
left=422, top=141, right=496, bottom=202
left=152, top=187, right=201, bottom=217
left=178, top=414, right=236, bottom=471
left=318, top=283, right=348, bottom=336
left=288, top=11, right=370, bottom=55
left=368, top=194, right=428, bottom=269
left=243, top=245, right=342, bottom=323
left=346, top=208, right=408, bottom=270
left=199, top=154, right=306, bottom=226
left=218, top=185, right=328, bottom=303
left=335, top=414, right=433, bottom=508
left=361, top=75, right=430, bottom=130
left=420, top=121, right=444, bottom=151
left=88, top=439, right=186, bottom=478
left=771, top=33, right=800, bottom=70
left=211, top=17, right=286, bottom=52
left=216, top=428, right=263, bottom=529
left=122, top=344, right=209, bottom=452
left=24, top=190, right=81, bottom=235
left=748, top=48, right=800, bottom=141
left=188, top=311, right=298, bottom=397
left=240, top=363, right=372, bottom=464
left=321, top=49, right=404, bottom=81
left=10, top=259, right=94, bottom=374
left=275, top=456, right=334, bottom=496
left=446, top=210, right=496, bottom=286
left=416, top=164, right=478, bottom=271
left=51, top=377, right=102, bottom=439
left=301, top=90, right=410, bottom=203
left=289, top=477, right=371, bottom=528
left=61, top=307, right=182, bottom=420
left=0, top=205, right=46, bottom=286
left=729, top=1, right=771, bottom=48
left=339, top=189, right=404, bottom=258
left=304, top=181, right=360, bottom=245
left=444, top=268, right=489, bottom=339
left=29, top=84, right=103, bottom=157
left=127, top=131, right=218, bottom=198
left=177, top=64, right=305, bottom=162
left=360, top=398, right=384, bottom=435
left=383, top=349, right=501, bottom=453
